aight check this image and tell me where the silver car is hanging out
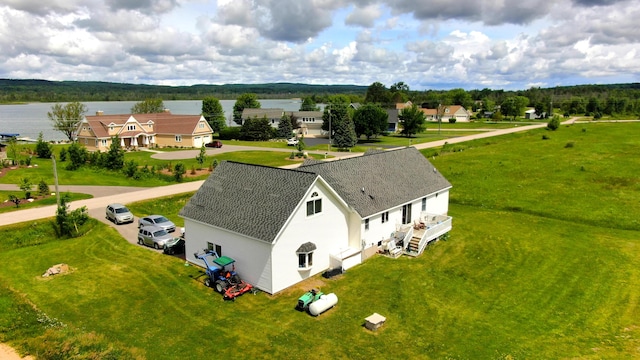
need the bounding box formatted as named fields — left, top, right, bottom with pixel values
left=138, top=225, right=173, bottom=249
left=106, top=203, right=134, bottom=224
left=138, top=215, right=176, bottom=233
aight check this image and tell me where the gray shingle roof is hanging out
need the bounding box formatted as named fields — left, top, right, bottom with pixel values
left=180, top=147, right=452, bottom=243
left=297, top=147, right=451, bottom=218
left=179, top=161, right=318, bottom=243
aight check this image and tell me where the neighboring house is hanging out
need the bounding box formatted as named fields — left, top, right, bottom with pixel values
left=524, top=109, right=545, bottom=119
left=395, top=101, right=413, bottom=110
left=179, top=147, right=452, bottom=294
left=386, top=109, right=400, bottom=132
left=419, top=105, right=472, bottom=122
left=241, top=108, right=285, bottom=127
left=75, top=111, right=213, bottom=152
left=290, top=111, right=323, bottom=136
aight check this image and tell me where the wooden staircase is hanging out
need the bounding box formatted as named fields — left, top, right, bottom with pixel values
left=407, top=236, right=421, bottom=254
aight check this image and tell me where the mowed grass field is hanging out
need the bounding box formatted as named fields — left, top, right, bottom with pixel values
left=1, top=122, right=640, bottom=359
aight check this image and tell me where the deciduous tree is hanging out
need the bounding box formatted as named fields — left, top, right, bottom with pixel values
left=48, top=102, right=88, bottom=141
left=131, top=98, right=164, bottom=114
left=399, top=105, right=426, bottom=137
left=352, top=103, right=388, bottom=140
left=202, top=96, right=226, bottom=133
left=299, top=97, right=319, bottom=111
left=233, top=93, right=261, bottom=125
left=364, top=82, right=391, bottom=105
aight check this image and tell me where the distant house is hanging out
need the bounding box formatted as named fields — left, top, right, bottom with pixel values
left=179, top=147, right=452, bottom=294
left=524, top=109, right=545, bottom=119
left=241, top=108, right=285, bottom=127
left=290, top=111, right=323, bottom=136
left=415, top=105, right=472, bottom=122
left=75, top=111, right=213, bottom=151
left=386, top=109, right=400, bottom=132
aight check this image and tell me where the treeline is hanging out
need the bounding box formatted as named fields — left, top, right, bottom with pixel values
left=363, top=82, right=640, bottom=118
left=0, top=79, right=368, bottom=103
left=2, top=78, right=640, bottom=117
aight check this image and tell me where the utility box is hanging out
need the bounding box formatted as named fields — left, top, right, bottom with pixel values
left=365, top=313, right=386, bottom=331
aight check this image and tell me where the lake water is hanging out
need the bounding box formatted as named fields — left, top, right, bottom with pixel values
left=0, top=99, right=304, bottom=141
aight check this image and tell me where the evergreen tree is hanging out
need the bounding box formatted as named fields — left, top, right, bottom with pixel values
left=195, top=144, right=207, bottom=169
left=104, top=135, right=125, bottom=170
left=326, top=104, right=357, bottom=149
left=240, top=117, right=272, bottom=141
left=277, top=113, right=293, bottom=138
left=35, top=132, right=52, bottom=159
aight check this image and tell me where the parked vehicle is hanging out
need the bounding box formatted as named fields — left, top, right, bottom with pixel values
left=296, top=289, right=323, bottom=311
left=205, top=140, right=223, bottom=148
left=105, top=203, right=134, bottom=224
left=194, top=250, right=253, bottom=300
left=163, top=237, right=185, bottom=255
left=138, top=215, right=176, bottom=233
left=138, top=225, right=174, bottom=249
left=287, top=138, right=299, bottom=146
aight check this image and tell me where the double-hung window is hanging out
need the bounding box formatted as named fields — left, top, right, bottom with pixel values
left=306, top=192, right=322, bottom=216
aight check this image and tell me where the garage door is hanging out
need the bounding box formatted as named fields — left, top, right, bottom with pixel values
left=193, top=136, right=202, bottom=148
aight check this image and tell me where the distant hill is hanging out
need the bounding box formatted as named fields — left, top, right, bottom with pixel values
left=0, top=79, right=369, bottom=103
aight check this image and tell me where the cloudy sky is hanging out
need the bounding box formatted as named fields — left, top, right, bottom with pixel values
left=0, top=0, right=638, bottom=90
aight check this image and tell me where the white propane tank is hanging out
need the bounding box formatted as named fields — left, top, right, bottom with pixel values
left=309, top=293, right=338, bottom=316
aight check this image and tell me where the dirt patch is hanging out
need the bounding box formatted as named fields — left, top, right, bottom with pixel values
left=158, top=168, right=212, bottom=178
left=0, top=343, right=34, bottom=360
left=0, top=195, right=49, bottom=209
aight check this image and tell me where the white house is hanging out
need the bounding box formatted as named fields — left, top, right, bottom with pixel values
left=179, top=147, right=452, bottom=294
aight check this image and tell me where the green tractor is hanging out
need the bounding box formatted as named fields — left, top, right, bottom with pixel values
left=296, top=289, right=323, bottom=311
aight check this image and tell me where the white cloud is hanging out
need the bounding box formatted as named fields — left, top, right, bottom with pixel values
left=0, top=0, right=637, bottom=89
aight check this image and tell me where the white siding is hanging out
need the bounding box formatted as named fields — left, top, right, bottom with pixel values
left=184, top=220, right=273, bottom=293
left=270, top=182, right=351, bottom=294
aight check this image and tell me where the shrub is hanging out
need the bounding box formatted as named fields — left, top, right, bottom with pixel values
left=35, top=132, right=53, bottom=158
left=449, top=117, right=457, bottom=124
left=219, top=127, right=241, bottom=140
left=547, top=116, right=560, bottom=131
left=173, top=163, right=186, bottom=182
left=59, top=147, right=67, bottom=161
left=123, top=160, right=138, bottom=178
left=38, top=179, right=50, bottom=196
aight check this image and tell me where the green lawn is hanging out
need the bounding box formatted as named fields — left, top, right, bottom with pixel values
left=0, top=150, right=313, bottom=187
left=1, top=122, right=640, bottom=359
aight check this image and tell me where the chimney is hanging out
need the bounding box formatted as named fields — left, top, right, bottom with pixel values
left=96, top=110, right=103, bottom=116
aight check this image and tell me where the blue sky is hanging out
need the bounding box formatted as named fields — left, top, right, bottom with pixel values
left=0, top=0, right=638, bottom=90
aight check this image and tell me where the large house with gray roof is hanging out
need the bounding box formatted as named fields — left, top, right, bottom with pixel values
left=179, top=147, right=452, bottom=294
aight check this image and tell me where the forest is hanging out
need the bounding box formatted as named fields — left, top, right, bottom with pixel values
left=2, top=78, right=640, bottom=117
